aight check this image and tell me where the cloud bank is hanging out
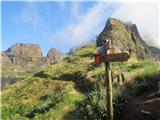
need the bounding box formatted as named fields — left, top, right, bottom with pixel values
left=47, top=2, right=111, bottom=48
left=47, top=2, right=159, bottom=50
left=111, top=2, right=159, bottom=48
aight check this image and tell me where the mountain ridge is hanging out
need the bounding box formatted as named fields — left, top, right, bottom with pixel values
left=96, top=18, right=160, bottom=60
left=1, top=43, right=64, bottom=71
left=2, top=18, right=160, bottom=73
left=1, top=18, right=160, bottom=120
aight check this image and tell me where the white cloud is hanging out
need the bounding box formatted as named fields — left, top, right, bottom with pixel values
left=47, top=2, right=159, bottom=51
left=47, top=2, right=110, bottom=48
left=111, top=2, right=159, bottom=48
left=70, top=2, right=81, bottom=21
left=21, top=2, right=40, bottom=26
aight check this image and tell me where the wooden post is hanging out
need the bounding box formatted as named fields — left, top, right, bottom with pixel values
left=95, top=40, right=130, bottom=120
left=105, top=61, right=113, bottom=120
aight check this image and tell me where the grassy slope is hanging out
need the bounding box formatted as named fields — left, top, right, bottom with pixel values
left=120, top=62, right=160, bottom=120
left=2, top=77, right=83, bottom=120
left=1, top=43, right=160, bottom=120
left=1, top=43, right=98, bottom=120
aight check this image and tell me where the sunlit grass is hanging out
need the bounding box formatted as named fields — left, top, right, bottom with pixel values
left=1, top=42, right=160, bottom=120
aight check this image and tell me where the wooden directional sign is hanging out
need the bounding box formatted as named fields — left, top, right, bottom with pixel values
left=95, top=39, right=130, bottom=120
left=102, top=52, right=130, bottom=62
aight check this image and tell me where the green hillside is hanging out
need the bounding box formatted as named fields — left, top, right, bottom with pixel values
left=1, top=43, right=160, bottom=120
left=1, top=43, right=97, bottom=120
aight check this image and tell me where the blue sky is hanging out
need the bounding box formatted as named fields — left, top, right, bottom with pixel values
left=2, top=1, right=116, bottom=55
left=2, top=1, right=159, bottom=56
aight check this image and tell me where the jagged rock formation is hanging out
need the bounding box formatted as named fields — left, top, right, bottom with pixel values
left=1, top=43, right=64, bottom=71
left=47, top=48, right=64, bottom=64
left=5, top=43, right=43, bottom=58
left=1, top=43, right=47, bottom=71
left=96, top=18, right=160, bottom=60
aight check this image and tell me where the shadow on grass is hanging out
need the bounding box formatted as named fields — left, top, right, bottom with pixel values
left=25, top=102, right=55, bottom=118
left=52, top=72, right=95, bottom=93
left=33, top=70, right=95, bottom=94
left=33, top=71, right=50, bottom=78
left=61, top=104, right=83, bottom=120
left=25, top=87, right=64, bottom=119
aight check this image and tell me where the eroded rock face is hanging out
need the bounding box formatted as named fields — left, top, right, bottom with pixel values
left=5, top=43, right=43, bottom=58
left=2, top=43, right=47, bottom=71
left=47, top=48, right=64, bottom=64
left=1, top=43, right=65, bottom=71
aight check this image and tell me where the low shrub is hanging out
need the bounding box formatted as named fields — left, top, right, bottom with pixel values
left=79, top=87, right=126, bottom=120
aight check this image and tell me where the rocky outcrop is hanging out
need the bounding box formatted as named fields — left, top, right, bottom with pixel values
left=96, top=18, right=160, bottom=60
left=5, top=43, right=43, bottom=58
left=1, top=43, right=64, bottom=71
left=47, top=48, right=64, bottom=64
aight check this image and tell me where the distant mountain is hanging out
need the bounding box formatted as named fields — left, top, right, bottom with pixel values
left=2, top=42, right=160, bottom=120
left=1, top=18, right=160, bottom=120
left=96, top=18, right=160, bottom=61
left=47, top=48, right=64, bottom=64
left=5, top=43, right=43, bottom=58
left=1, top=43, right=64, bottom=71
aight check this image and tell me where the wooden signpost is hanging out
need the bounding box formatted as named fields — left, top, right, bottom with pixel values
left=103, top=52, right=130, bottom=62
left=95, top=39, right=130, bottom=120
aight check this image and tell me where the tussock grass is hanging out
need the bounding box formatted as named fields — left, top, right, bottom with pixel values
left=1, top=77, right=84, bottom=119
left=79, top=61, right=160, bottom=120
left=1, top=43, right=97, bottom=120
left=2, top=42, right=160, bottom=120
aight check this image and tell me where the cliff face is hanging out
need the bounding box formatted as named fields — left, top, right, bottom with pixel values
left=1, top=43, right=47, bottom=71
left=96, top=18, right=160, bottom=60
left=47, top=48, right=64, bottom=64
left=1, top=43, right=64, bottom=71
left=5, top=43, right=43, bottom=58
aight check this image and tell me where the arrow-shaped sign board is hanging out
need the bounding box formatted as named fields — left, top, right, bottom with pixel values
left=102, top=52, right=130, bottom=62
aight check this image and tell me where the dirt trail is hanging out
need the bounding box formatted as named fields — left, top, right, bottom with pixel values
left=121, top=89, right=160, bottom=120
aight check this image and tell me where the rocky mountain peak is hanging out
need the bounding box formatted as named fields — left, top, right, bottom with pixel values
left=2, top=43, right=64, bottom=71
left=107, top=18, right=121, bottom=25
left=96, top=18, right=158, bottom=60
left=47, top=48, right=64, bottom=64
left=5, top=43, right=43, bottom=58
left=128, top=24, right=143, bottom=40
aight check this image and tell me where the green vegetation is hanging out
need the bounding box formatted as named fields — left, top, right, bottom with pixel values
left=2, top=70, right=34, bottom=78
left=1, top=43, right=97, bottom=120
left=73, top=44, right=98, bottom=57
left=135, top=63, right=159, bottom=81
left=79, top=62, right=160, bottom=120
left=1, top=43, right=160, bottom=120
left=80, top=87, right=126, bottom=120
left=123, top=63, right=160, bottom=96
left=2, top=77, right=83, bottom=120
